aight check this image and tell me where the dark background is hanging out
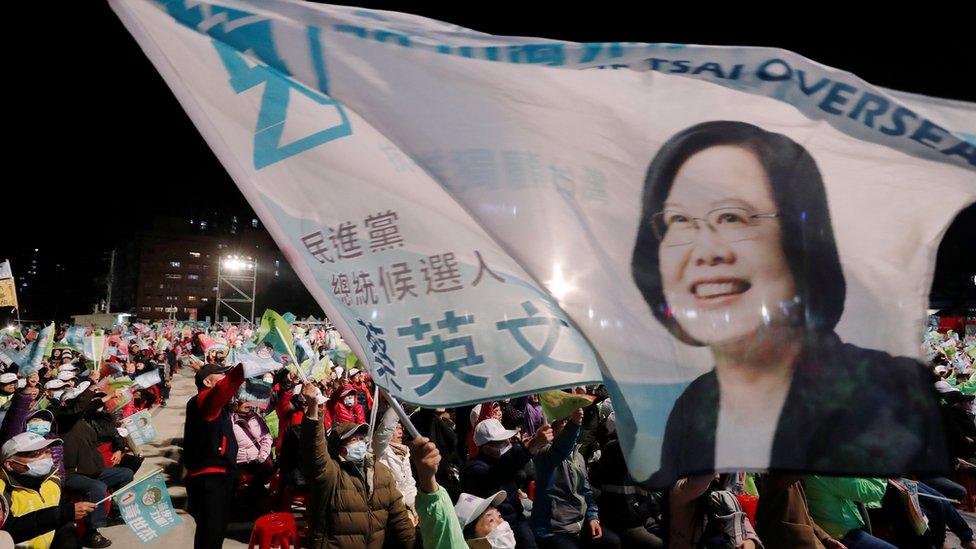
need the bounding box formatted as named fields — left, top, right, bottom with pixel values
left=3, top=3, right=973, bottom=324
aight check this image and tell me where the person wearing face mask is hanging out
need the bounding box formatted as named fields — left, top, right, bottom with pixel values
left=0, top=389, right=65, bottom=482
left=55, top=384, right=133, bottom=548
left=0, top=432, right=96, bottom=549
left=372, top=407, right=418, bottom=525
left=231, top=399, right=274, bottom=508
left=408, top=433, right=520, bottom=549
left=462, top=418, right=554, bottom=549
left=328, top=385, right=366, bottom=425
left=42, top=380, right=65, bottom=403
left=299, top=384, right=416, bottom=548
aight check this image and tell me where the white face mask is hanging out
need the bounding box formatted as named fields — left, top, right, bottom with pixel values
left=486, top=521, right=516, bottom=549
left=344, top=396, right=355, bottom=407
left=15, top=457, right=54, bottom=478
left=345, top=440, right=367, bottom=463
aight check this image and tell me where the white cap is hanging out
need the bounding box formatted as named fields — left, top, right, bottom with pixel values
left=16, top=379, right=27, bottom=389
left=454, top=491, right=506, bottom=527
left=473, top=419, right=517, bottom=447
left=470, top=404, right=482, bottom=427
left=349, top=368, right=360, bottom=376
left=935, top=365, right=948, bottom=375
left=44, top=379, right=66, bottom=390
left=57, top=371, right=76, bottom=381
left=59, top=364, right=78, bottom=372
left=0, top=373, right=18, bottom=384
left=2, top=432, right=62, bottom=460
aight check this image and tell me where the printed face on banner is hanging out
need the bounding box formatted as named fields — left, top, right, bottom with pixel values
left=630, top=121, right=949, bottom=483
left=654, top=145, right=795, bottom=345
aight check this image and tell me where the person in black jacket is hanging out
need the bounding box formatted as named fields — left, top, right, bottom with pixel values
left=183, top=362, right=244, bottom=549
left=592, top=438, right=663, bottom=548
left=55, top=385, right=133, bottom=549
left=462, top=418, right=553, bottom=549
left=413, top=407, right=463, bottom=501
left=86, top=397, right=144, bottom=474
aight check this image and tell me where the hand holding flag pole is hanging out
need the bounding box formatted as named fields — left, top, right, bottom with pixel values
left=94, top=467, right=164, bottom=506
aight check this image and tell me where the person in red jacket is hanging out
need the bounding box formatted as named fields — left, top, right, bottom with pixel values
left=183, top=362, right=245, bottom=549
left=328, top=385, right=365, bottom=425
left=348, top=368, right=374, bottom=411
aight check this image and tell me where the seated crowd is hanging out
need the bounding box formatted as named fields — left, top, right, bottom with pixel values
left=1, top=322, right=975, bottom=549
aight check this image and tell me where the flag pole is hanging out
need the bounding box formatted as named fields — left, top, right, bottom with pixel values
left=366, top=385, right=381, bottom=447
left=93, top=467, right=164, bottom=506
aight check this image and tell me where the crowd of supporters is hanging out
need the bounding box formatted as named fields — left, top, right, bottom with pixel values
left=1, top=321, right=974, bottom=548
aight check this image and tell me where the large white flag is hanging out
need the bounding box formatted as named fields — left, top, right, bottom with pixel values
left=110, top=0, right=975, bottom=485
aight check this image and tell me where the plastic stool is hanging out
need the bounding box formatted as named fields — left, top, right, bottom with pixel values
left=956, top=474, right=976, bottom=512
left=248, top=512, right=300, bottom=549
left=278, top=484, right=307, bottom=513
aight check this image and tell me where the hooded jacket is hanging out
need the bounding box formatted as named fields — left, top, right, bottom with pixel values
left=300, top=416, right=416, bottom=549
left=328, top=387, right=365, bottom=425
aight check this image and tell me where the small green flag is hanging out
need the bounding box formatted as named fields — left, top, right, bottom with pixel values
left=539, top=390, right=596, bottom=422
left=255, top=310, right=298, bottom=367
left=264, top=410, right=279, bottom=439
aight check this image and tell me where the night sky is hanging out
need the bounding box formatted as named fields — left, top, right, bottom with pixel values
left=4, top=3, right=973, bottom=323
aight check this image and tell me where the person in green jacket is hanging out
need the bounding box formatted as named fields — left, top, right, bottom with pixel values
left=802, top=476, right=894, bottom=549
left=409, top=436, right=515, bottom=548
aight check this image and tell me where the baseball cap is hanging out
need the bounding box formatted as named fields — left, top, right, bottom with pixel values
left=59, top=364, right=78, bottom=372
left=473, top=419, right=517, bottom=447
left=57, top=371, right=76, bottom=381
left=44, top=379, right=66, bottom=390
left=195, top=363, right=233, bottom=389
left=2, top=432, right=62, bottom=460
left=348, top=368, right=360, bottom=376
left=0, top=373, right=18, bottom=384
left=335, top=422, right=369, bottom=441
left=454, top=491, right=507, bottom=527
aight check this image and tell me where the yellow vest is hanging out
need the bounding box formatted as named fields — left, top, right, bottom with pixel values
left=0, top=471, right=61, bottom=549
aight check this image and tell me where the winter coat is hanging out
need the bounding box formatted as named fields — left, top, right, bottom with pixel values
left=53, top=391, right=104, bottom=477
left=530, top=422, right=597, bottom=538
left=372, top=408, right=417, bottom=510
left=0, top=469, right=68, bottom=549
left=300, top=414, right=416, bottom=549
left=233, top=412, right=273, bottom=464
left=592, top=439, right=661, bottom=531
left=328, top=400, right=365, bottom=425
